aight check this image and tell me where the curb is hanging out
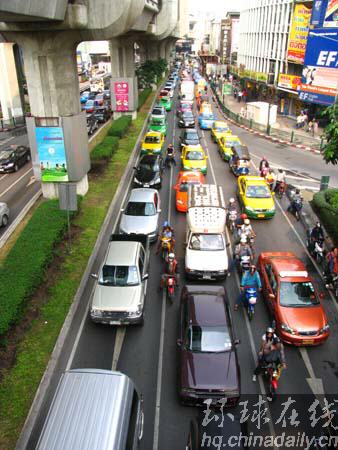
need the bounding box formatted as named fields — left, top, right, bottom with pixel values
left=15, top=90, right=160, bottom=450
left=212, top=91, right=322, bottom=155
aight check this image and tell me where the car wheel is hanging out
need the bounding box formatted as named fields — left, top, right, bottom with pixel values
left=2, top=214, right=8, bottom=227
left=14, top=164, right=19, bottom=172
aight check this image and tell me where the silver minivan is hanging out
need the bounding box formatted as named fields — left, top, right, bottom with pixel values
left=36, top=369, right=143, bottom=450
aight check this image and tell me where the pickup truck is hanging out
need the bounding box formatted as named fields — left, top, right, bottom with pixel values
left=90, top=234, right=150, bottom=325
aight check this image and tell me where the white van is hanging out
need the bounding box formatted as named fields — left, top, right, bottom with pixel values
left=180, top=80, right=195, bottom=102
left=185, top=184, right=228, bottom=280
left=36, top=369, right=143, bottom=450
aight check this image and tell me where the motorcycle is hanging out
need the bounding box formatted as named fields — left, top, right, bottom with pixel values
left=287, top=196, right=303, bottom=221
left=276, top=181, right=286, bottom=199
left=306, top=231, right=324, bottom=264
left=161, top=236, right=173, bottom=260
left=227, top=209, right=238, bottom=234
left=245, top=287, right=257, bottom=321
left=162, top=274, right=177, bottom=302
left=263, top=358, right=282, bottom=400
left=166, top=257, right=178, bottom=275
left=324, top=272, right=338, bottom=299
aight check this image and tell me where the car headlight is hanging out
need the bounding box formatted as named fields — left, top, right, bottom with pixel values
left=91, top=308, right=103, bottom=317
left=268, top=206, right=275, bottom=212
left=6, top=163, right=14, bottom=168
left=319, top=324, right=330, bottom=334
left=281, top=323, right=295, bottom=335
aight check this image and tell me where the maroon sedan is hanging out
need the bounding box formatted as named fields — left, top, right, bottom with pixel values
left=178, top=285, right=240, bottom=407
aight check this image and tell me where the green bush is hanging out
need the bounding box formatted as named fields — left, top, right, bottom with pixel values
left=91, top=136, right=119, bottom=161
left=311, top=188, right=338, bottom=246
left=107, top=115, right=132, bottom=138
left=0, top=201, right=71, bottom=336
left=138, top=88, right=152, bottom=111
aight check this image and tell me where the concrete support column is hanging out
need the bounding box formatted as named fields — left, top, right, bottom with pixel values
left=122, top=41, right=135, bottom=78
left=0, top=43, right=23, bottom=120
left=159, top=40, right=166, bottom=60
left=109, top=38, right=122, bottom=78
left=145, top=41, right=159, bottom=61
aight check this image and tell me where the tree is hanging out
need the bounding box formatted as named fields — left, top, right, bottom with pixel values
left=135, top=59, right=168, bottom=88
left=322, top=99, right=338, bottom=165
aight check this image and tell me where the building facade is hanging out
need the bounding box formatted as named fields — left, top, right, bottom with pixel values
left=220, top=12, right=240, bottom=65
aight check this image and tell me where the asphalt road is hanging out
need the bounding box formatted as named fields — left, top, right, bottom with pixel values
left=25, top=84, right=338, bottom=449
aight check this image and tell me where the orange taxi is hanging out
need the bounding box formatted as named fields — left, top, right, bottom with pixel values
left=258, top=252, right=329, bottom=346
left=173, top=171, right=205, bottom=212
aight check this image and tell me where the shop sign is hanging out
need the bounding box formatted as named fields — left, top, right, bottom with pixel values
left=278, top=74, right=302, bottom=90
left=287, top=4, right=312, bottom=64
left=310, top=0, right=338, bottom=28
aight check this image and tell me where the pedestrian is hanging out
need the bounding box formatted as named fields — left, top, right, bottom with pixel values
left=233, top=88, right=238, bottom=99
left=296, top=114, right=304, bottom=129
left=242, top=89, right=247, bottom=103
left=237, top=90, right=243, bottom=103
left=312, top=118, right=318, bottom=137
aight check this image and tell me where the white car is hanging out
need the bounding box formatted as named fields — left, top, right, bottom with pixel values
left=119, top=188, right=161, bottom=242
left=0, top=202, right=9, bottom=227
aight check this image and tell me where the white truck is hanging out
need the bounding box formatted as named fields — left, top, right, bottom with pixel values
left=185, top=184, right=229, bottom=280
left=179, top=80, right=194, bottom=102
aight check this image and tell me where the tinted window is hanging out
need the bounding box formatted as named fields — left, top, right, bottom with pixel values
left=179, top=181, right=200, bottom=192
left=185, top=326, right=232, bottom=352
left=139, top=161, right=158, bottom=171
left=279, top=281, right=320, bottom=307
left=185, top=131, right=198, bottom=140
left=125, top=201, right=156, bottom=216
left=99, top=265, right=139, bottom=286
left=185, top=151, right=204, bottom=160
left=145, top=136, right=160, bottom=144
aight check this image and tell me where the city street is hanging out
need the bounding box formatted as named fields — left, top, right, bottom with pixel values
left=26, top=84, right=338, bottom=449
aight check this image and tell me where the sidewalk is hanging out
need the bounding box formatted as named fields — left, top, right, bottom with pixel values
left=214, top=86, right=325, bottom=152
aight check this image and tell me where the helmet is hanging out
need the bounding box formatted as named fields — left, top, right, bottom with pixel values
left=244, top=219, right=250, bottom=225
left=266, top=327, right=274, bottom=335
left=168, top=252, right=175, bottom=261
left=240, top=213, right=248, bottom=220
left=229, top=198, right=235, bottom=204
left=240, top=236, right=247, bottom=244
left=163, top=221, right=169, bottom=228
left=316, top=221, right=321, bottom=227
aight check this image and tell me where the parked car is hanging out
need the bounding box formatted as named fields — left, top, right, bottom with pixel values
left=158, top=96, right=172, bottom=111
left=93, top=107, right=111, bottom=123
left=119, top=188, right=161, bottom=242
left=151, top=105, right=166, bottom=118
left=176, top=100, right=193, bottom=117
left=0, top=202, right=9, bottom=227
left=141, top=131, right=165, bottom=155
left=149, top=116, right=167, bottom=136
left=178, top=285, right=240, bottom=406
left=258, top=252, right=330, bottom=345
left=134, top=154, right=164, bottom=189
left=83, top=99, right=96, bottom=113
left=90, top=234, right=150, bottom=325
left=0, top=145, right=31, bottom=173
left=178, top=111, right=195, bottom=128
left=86, top=114, right=99, bottom=135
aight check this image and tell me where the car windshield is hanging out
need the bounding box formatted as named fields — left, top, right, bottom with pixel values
left=189, top=234, right=224, bottom=251
left=186, top=326, right=232, bottom=352
left=152, top=109, right=163, bottom=115
left=183, top=112, right=194, bottom=119
left=161, top=97, right=170, bottom=102
left=0, top=150, right=13, bottom=158
left=279, top=281, right=320, bottom=307
left=181, top=103, right=191, bottom=109
left=179, top=180, right=200, bottom=192
left=225, top=140, right=239, bottom=146
left=186, top=132, right=198, bottom=140
left=139, top=161, right=158, bottom=171
left=185, top=151, right=204, bottom=160
left=151, top=118, right=165, bottom=125
left=99, top=265, right=139, bottom=286
left=125, top=201, right=156, bottom=216
left=201, top=114, right=214, bottom=120
left=86, top=100, right=94, bottom=106
left=145, top=136, right=161, bottom=144
left=246, top=185, right=271, bottom=198
left=215, top=126, right=229, bottom=132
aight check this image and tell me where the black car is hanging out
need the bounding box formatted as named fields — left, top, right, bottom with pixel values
left=178, top=111, right=195, bottom=128
left=0, top=145, right=31, bottom=173
left=86, top=114, right=99, bottom=135
left=180, top=128, right=200, bottom=149
left=133, top=154, right=164, bottom=189
left=93, top=107, right=111, bottom=123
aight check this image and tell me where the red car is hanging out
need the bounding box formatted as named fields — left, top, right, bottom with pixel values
left=174, top=171, right=205, bottom=212
left=258, top=252, right=329, bottom=346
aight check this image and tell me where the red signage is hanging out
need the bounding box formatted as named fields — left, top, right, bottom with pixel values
left=114, top=81, right=129, bottom=112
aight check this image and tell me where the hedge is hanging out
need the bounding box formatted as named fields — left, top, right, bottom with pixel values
left=311, top=188, right=338, bottom=246
left=91, top=135, right=119, bottom=161
left=138, top=88, right=152, bottom=111
left=107, top=115, right=132, bottom=138
left=0, top=201, right=70, bottom=336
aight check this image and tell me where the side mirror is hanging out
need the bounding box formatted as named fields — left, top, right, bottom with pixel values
left=234, top=339, right=241, bottom=345
left=177, top=339, right=182, bottom=347
left=120, top=208, right=125, bottom=212
left=269, top=293, right=275, bottom=300
left=142, top=274, right=149, bottom=281
left=91, top=273, right=98, bottom=279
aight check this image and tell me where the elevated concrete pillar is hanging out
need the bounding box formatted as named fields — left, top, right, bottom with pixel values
left=165, top=38, right=176, bottom=63
left=145, top=41, right=159, bottom=60
left=0, top=43, right=23, bottom=120
left=159, top=40, right=166, bottom=60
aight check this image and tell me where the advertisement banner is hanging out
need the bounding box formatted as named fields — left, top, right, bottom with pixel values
left=35, top=127, right=68, bottom=182
left=287, top=4, right=312, bottom=64
left=298, top=28, right=338, bottom=104
left=231, top=18, right=240, bottom=54
left=324, top=0, right=338, bottom=27
left=278, top=74, right=302, bottom=90
left=311, top=0, right=328, bottom=27
left=311, top=0, right=338, bottom=27
left=114, top=81, right=129, bottom=112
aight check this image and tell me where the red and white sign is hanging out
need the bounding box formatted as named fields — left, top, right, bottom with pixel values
left=114, top=82, right=129, bottom=112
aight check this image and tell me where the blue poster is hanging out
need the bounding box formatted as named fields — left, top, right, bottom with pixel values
left=35, top=127, right=68, bottom=182
left=311, top=0, right=328, bottom=27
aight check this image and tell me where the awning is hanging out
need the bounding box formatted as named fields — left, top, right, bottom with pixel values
left=277, top=87, right=299, bottom=95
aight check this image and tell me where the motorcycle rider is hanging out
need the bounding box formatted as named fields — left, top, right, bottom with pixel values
left=165, top=252, right=178, bottom=274
left=274, top=168, right=286, bottom=192
left=165, top=143, right=176, bottom=167
left=156, top=221, right=175, bottom=254
left=238, top=218, right=256, bottom=239
left=235, top=264, right=262, bottom=311
left=287, top=188, right=302, bottom=215
left=308, top=221, right=324, bottom=254
left=265, top=169, right=276, bottom=191
left=226, top=197, right=238, bottom=222
left=253, top=331, right=286, bottom=381
left=259, top=156, right=270, bottom=172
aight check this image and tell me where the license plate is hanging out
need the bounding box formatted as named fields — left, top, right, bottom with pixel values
left=109, top=321, right=121, bottom=325
left=203, top=274, right=212, bottom=280
left=257, top=214, right=265, bottom=218
left=303, top=339, right=314, bottom=345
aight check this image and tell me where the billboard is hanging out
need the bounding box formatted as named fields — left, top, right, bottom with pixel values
left=298, top=28, right=338, bottom=105
left=278, top=74, right=302, bottom=90
left=35, top=127, right=68, bottom=182
left=231, top=18, right=240, bottom=54
left=287, top=4, right=312, bottom=64
left=114, top=81, right=129, bottom=112
left=311, top=0, right=338, bottom=27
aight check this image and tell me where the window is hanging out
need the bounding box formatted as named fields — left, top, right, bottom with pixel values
left=138, top=256, right=144, bottom=277
left=153, top=193, right=158, bottom=210
left=189, top=234, right=224, bottom=251
left=185, top=151, right=204, bottom=161
left=246, top=185, right=271, bottom=198
left=279, top=281, right=320, bottom=307
left=185, top=325, right=232, bottom=352
left=125, top=202, right=156, bottom=216
left=144, top=135, right=160, bottom=144
left=99, top=265, right=139, bottom=286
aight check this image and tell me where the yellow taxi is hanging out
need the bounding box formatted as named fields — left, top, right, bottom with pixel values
left=140, top=131, right=164, bottom=155
left=181, top=145, right=208, bottom=175
left=218, top=135, right=241, bottom=161
left=211, top=120, right=232, bottom=142
left=237, top=176, right=276, bottom=219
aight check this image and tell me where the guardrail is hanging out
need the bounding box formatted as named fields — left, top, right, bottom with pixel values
left=212, top=86, right=327, bottom=151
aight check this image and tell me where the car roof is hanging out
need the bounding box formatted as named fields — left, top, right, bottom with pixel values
left=185, top=285, right=228, bottom=326
left=214, top=121, right=227, bottom=126
left=178, top=171, right=204, bottom=182
left=184, top=145, right=204, bottom=152
left=242, top=176, right=267, bottom=185
left=145, top=131, right=162, bottom=137
left=128, top=188, right=157, bottom=202
left=106, top=241, right=139, bottom=265
left=269, top=254, right=309, bottom=278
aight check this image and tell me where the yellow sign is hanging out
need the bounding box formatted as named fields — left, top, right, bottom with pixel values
left=278, top=74, right=302, bottom=90
left=287, top=4, right=312, bottom=64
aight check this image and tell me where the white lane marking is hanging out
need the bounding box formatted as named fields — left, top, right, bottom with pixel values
left=65, top=170, right=135, bottom=371
left=0, top=136, right=14, bottom=147
left=0, top=167, right=32, bottom=198
left=153, top=147, right=174, bottom=450
left=0, top=174, right=7, bottom=181
left=204, top=131, right=277, bottom=446
left=111, top=327, right=126, bottom=370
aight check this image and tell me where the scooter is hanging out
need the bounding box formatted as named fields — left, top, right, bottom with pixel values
left=166, top=275, right=177, bottom=302
left=287, top=196, right=303, bottom=221
left=263, top=358, right=282, bottom=401
left=161, top=236, right=172, bottom=260
left=306, top=231, right=324, bottom=264
left=245, top=287, right=257, bottom=321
